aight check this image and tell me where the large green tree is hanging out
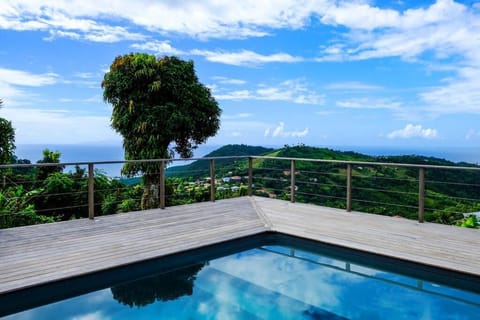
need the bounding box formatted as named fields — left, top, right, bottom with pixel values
left=102, top=54, right=221, bottom=208
left=0, top=99, right=15, bottom=164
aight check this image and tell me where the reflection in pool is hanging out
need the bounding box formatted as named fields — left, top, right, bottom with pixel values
left=2, top=236, right=479, bottom=319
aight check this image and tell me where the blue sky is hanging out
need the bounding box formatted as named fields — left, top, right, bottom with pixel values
left=1, top=0, right=480, bottom=151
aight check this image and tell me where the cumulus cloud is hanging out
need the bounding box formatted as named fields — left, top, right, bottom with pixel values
left=387, top=124, right=438, bottom=139
left=0, top=1, right=317, bottom=40
left=318, top=0, right=475, bottom=62
left=314, top=1, right=480, bottom=115
left=264, top=122, right=309, bottom=138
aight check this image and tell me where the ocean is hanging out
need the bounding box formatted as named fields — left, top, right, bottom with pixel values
left=14, top=144, right=221, bottom=177
left=14, top=144, right=480, bottom=177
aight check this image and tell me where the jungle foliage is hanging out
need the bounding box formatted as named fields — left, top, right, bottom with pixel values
left=1, top=144, right=479, bottom=229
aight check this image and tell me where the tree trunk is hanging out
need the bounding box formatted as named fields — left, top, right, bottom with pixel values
left=141, top=174, right=160, bottom=210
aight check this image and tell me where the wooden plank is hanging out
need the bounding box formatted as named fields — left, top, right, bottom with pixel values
left=1, top=196, right=479, bottom=297
left=253, top=197, right=480, bottom=276
left=0, top=197, right=266, bottom=294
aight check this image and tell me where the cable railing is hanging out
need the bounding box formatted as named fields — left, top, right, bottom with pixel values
left=1, top=155, right=480, bottom=228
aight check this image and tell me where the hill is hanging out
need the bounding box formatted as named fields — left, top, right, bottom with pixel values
left=166, top=144, right=480, bottom=224
left=166, top=144, right=274, bottom=178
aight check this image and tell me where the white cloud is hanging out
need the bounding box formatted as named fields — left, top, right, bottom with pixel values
left=0, top=67, right=59, bottom=106
left=131, top=40, right=185, bottom=55
left=211, top=76, right=246, bottom=85
left=73, top=72, right=97, bottom=79
left=0, top=1, right=317, bottom=41
left=265, top=122, right=309, bottom=138
left=129, top=42, right=302, bottom=67
left=0, top=68, right=58, bottom=87
left=190, top=49, right=302, bottom=67
left=336, top=98, right=401, bottom=110
left=215, top=79, right=324, bottom=105
left=420, top=66, right=480, bottom=114
left=1, top=3, right=146, bottom=42
left=387, top=124, right=438, bottom=139
left=318, top=0, right=475, bottom=62
left=215, top=90, right=252, bottom=101
left=0, top=108, right=121, bottom=144
left=209, top=120, right=271, bottom=145
left=314, top=1, right=480, bottom=115
left=320, top=2, right=400, bottom=30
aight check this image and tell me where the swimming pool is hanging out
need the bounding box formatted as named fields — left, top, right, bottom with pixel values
left=1, top=234, right=479, bottom=319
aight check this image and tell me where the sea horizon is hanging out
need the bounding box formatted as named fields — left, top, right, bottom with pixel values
left=14, top=143, right=480, bottom=177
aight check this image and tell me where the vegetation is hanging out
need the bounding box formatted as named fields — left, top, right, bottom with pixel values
left=167, top=144, right=480, bottom=227
left=0, top=99, right=16, bottom=164
left=0, top=144, right=479, bottom=229
left=102, top=54, right=221, bottom=209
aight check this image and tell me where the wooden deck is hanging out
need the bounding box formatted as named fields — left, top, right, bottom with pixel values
left=1, top=196, right=479, bottom=295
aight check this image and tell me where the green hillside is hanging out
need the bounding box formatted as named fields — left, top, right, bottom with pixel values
left=166, top=144, right=480, bottom=225
left=166, top=144, right=274, bottom=178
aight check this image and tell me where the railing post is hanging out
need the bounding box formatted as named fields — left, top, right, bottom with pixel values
left=159, top=160, right=165, bottom=209
left=290, top=159, right=295, bottom=203
left=88, top=163, right=94, bottom=220
left=248, top=157, right=253, bottom=197
left=418, top=167, right=425, bottom=223
left=210, top=159, right=215, bottom=202
left=346, top=163, right=352, bottom=212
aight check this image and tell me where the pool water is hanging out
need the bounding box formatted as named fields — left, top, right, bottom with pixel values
left=2, top=236, right=479, bottom=319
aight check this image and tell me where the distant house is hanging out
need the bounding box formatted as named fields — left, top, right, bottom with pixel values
left=222, top=177, right=231, bottom=183
left=283, top=170, right=300, bottom=176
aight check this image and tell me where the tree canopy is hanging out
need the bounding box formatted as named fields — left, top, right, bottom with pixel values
left=0, top=99, right=15, bottom=164
left=102, top=54, right=221, bottom=177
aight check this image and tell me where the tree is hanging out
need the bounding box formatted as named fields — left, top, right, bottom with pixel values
left=36, top=149, right=63, bottom=181
left=111, top=263, right=205, bottom=307
left=102, top=54, right=221, bottom=208
left=0, top=99, right=15, bottom=164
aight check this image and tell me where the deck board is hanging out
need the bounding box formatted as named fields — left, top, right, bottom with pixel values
left=1, top=196, right=479, bottom=295
left=255, top=197, right=480, bottom=276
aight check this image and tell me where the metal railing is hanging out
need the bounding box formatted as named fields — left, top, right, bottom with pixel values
left=1, top=155, right=480, bottom=226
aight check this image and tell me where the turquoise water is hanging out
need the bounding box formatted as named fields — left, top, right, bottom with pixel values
left=3, top=241, right=479, bottom=320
